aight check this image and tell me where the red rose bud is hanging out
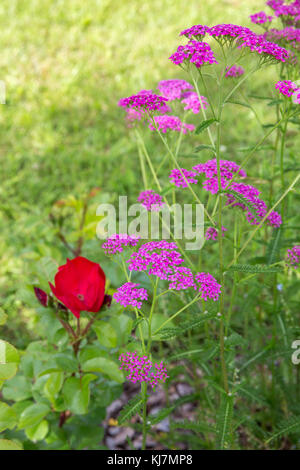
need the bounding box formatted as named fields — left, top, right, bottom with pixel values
left=49, top=256, right=106, bottom=318
left=34, top=287, right=48, bottom=307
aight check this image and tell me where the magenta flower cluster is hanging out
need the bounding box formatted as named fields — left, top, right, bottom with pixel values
left=205, top=226, right=227, bottom=241
left=169, top=168, right=198, bottom=188
left=148, top=115, right=195, bottom=134
left=181, top=91, right=208, bottom=113
left=138, top=190, right=165, bottom=211
left=168, top=266, right=196, bottom=291
left=113, top=282, right=148, bottom=309
left=225, top=182, right=282, bottom=228
left=275, top=80, right=299, bottom=97
left=176, top=23, right=290, bottom=63
left=169, top=40, right=218, bottom=68
left=263, top=27, right=300, bottom=48
left=286, top=245, right=300, bottom=268
left=119, top=352, right=169, bottom=389
left=157, top=79, right=193, bottom=100
left=102, top=233, right=140, bottom=255
left=119, top=91, right=169, bottom=112
left=225, top=65, right=245, bottom=78
left=127, top=241, right=184, bottom=280
left=250, top=11, right=273, bottom=25
left=194, top=273, right=222, bottom=301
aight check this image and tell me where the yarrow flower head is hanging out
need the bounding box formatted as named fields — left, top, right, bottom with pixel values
left=119, top=90, right=169, bottom=112
left=157, top=79, right=193, bottom=100
left=263, top=27, right=300, bottom=51
left=205, top=226, right=227, bottom=241
left=138, top=190, right=165, bottom=211
left=169, top=168, right=198, bottom=188
left=180, top=24, right=211, bottom=39
left=113, top=282, right=148, bottom=309
left=225, top=182, right=282, bottom=227
left=148, top=115, right=195, bottom=134
left=168, top=266, right=196, bottom=291
left=275, top=79, right=299, bottom=97
left=102, top=233, right=139, bottom=255
left=286, top=245, right=300, bottom=268
left=119, top=352, right=169, bottom=389
left=169, top=40, right=218, bottom=68
left=225, top=65, right=245, bottom=77
left=127, top=241, right=184, bottom=280
left=194, top=272, right=221, bottom=301
left=192, top=159, right=246, bottom=193
left=181, top=91, right=209, bottom=113
left=250, top=11, right=273, bottom=25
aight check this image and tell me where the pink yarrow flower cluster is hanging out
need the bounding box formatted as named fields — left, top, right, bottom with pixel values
left=250, top=11, right=273, bottom=25
left=263, top=27, right=300, bottom=49
left=138, top=190, right=165, bottom=211
left=194, top=272, right=221, bottom=301
left=119, top=91, right=168, bottom=111
left=286, top=245, right=300, bottom=268
left=181, top=91, right=208, bottom=113
left=148, top=115, right=195, bottom=133
left=102, top=234, right=140, bottom=255
left=205, top=226, right=227, bottom=241
left=192, top=159, right=247, bottom=194
left=169, top=40, right=218, bottom=68
left=157, top=79, right=193, bottom=100
left=169, top=168, right=198, bottom=188
left=177, top=23, right=290, bottom=63
left=275, top=80, right=299, bottom=97
left=113, top=282, right=148, bottom=309
left=119, top=352, right=169, bottom=389
left=225, top=182, right=282, bottom=227
left=225, top=65, right=245, bottom=77
left=127, top=241, right=184, bottom=280
left=167, top=267, right=221, bottom=300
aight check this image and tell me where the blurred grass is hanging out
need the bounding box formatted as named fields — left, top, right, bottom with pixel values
left=1, top=0, right=298, bottom=343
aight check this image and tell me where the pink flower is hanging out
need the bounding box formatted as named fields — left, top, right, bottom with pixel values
left=157, top=79, right=193, bottom=100
left=250, top=11, right=273, bottom=25
left=113, top=282, right=148, bottom=309
left=119, top=90, right=168, bottom=111
left=148, top=115, right=195, bottom=133
left=169, top=40, right=218, bottom=68
left=286, top=245, right=300, bottom=268
left=181, top=91, right=208, bottom=114
left=138, top=190, right=165, bottom=211
left=195, top=272, right=221, bottom=301
left=102, top=234, right=140, bottom=255
left=169, top=168, right=198, bottom=188
left=119, top=352, right=168, bottom=389
left=225, top=65, right=245, bottom=78
left=205, top=226, right=227, bottom=241
left=275, top=80, right=299, bottom=97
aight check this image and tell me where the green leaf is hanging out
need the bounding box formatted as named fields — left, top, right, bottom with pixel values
left=2, top=375, right=32, bottom=402
left=267, top=227, right=282, bottom=265
left=62, top=374, right=96, bottom=415
left=110, top=314, right=133, bottom=346
left=266, top=416, right=300, bottom=444
left=43, top=372, right=64, bottom=403
left=0, top=340, right=20, bottom=381
left=93, top=321, right=117, bottom=348
left=118, top=394, right=144, bottom=425
left=54, top=353, right=78, bottom=373
left=138, top=314, right=174, bottom=341
left=172, top=419, right=215, bottom=434
left=18, top=403, right=50, bottom=430
left=194, top=144, right=216, bottom=154
left=195, top=118, right=218, bottom=134
left=0, top=308, right=7, bottom=326
left=82, top=357, right=124, bottom=383
left=0, top=439, right=23, bottom=450
left=215, top=394, right=234, bottom=450
left=25, top=419, right=49, bottom=442
left=0, top=402, right=17, bottom=432
left=228, top=264, right=283, bottom=273
left=225, top=99, right=251, bottom=109
left=157, top=312, right=216, bottom=340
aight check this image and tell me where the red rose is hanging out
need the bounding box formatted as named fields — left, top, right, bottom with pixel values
left=49, top=257, right=106, bottom=318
